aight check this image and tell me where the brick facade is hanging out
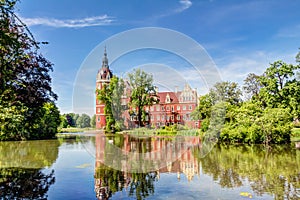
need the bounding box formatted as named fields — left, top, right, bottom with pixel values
left=96, top=49, right=200, bottom=129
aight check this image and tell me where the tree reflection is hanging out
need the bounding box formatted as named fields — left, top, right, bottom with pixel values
left=95, top=164, right=157, bottom=200
left=0, top=139, right=60, bottom=199
left=197, top=144, right=300, bottom=199
left=0, top=168, right=55, bottom=199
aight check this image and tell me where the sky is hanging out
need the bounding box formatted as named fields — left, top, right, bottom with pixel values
left=16, top=0, right=300, bottom=116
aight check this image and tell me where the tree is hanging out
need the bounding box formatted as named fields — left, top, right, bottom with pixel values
left=34, top=102, right=61, bottom=139
left=0, top=0, right=58, bottom=140
left=111, top=76, right=125, bottom=130
left=259, top=60, right=300, bottom=118
left=296, top=48, right=300, bottom=64
left=97, top=76, right=125, bottom=132
left=59, top=115, right=68, bottom=128
left=191, top=94, right=212, bottom=120
left=209, top=81, right=242, bottom=105
left=76, top=114, right=91, bottom=128
left=243, top=73, right=262, bottom=100
left=127, top=69, right=159, bottom=127
left=65, top=114, right=75, bottom=127
left=90, top=114, right=96, bottom=128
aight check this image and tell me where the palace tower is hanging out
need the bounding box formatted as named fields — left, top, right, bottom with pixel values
left=95, top=48, right=113, bottom=129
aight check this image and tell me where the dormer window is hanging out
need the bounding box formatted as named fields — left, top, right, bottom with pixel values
left=165, top=93, right=171, bottom=103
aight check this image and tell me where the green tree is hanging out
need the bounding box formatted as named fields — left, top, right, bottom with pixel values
left=209, top=81, right=242, bottom=105
left=296, top=48, right=300, bottom=64
left=90, top=114, right=96, bottom=128
left=111, top=76, right=125, bottom=130
left=34, top=102, right=61, bottom=139
left=243, top=73, right=262, bottom=100
left=0, top=0, right=58, bottom=140
left=259, top=60, right=300, bottom=118
left=59, top=114, right=68, bottom=128
left=127, top=69, right=159, bottom=127
left=97, top=76, right=125, bottom=132
left=76, top=114, right=91, bottom=128
left=191, top=94, right=212, bottom=120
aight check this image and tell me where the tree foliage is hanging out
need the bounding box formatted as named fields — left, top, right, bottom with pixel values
left=243, top=73, right=262, bottom=100
left=209, top=81, right=242, bottom=105
left=259, top=60, right=300, bottom=118
left=0, top=0, right=60, bottom=140
left=90, top=114, right=96, bottom=128
left=128, top=69, right=159, bottom=127
left=97, top=76, right=125, bottom=132
left=193, top=57, right=300, bottom=144
left=76, top=113, right=91, bottom=128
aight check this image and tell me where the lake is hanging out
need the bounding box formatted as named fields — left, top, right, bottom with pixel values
left=0, top=133, right=299, bottom=199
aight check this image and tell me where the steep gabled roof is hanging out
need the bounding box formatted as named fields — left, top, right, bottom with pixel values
left=157, top=92, right=181, bottom=104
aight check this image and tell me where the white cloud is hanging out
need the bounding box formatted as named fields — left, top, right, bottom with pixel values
left=275, top=24, right=300, bottom=38
left=20, top=15, right=115, bottom=28
left=217, top=50, right=298, bottom=87
left=176, top=0, right=193, bottom=13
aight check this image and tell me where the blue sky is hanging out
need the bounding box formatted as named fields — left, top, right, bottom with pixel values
left=16, top=0, right=300, bottom=115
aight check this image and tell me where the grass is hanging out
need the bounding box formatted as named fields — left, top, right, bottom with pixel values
left=291, top=128, right=300, bottom=142
left=56, top=133, right=78, bottom=139
left=57, top=127, right=97, bottom=133
left=120, top=126, right=200, bottom=137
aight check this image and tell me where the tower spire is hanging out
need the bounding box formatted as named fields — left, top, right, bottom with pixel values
left=102, top=46, right=109, bottom=68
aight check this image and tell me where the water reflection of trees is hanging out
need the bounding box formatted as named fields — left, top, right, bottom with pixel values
left=95, top=165, right=157, bottom=200
left=95, top=134, right=201, bottom=199
left=0, top=140, right=60, bottom=168
left=197, top=144, right=300, bottom=199
left=0, top=139, right=60, bottom=199
left=0, top=168, right=55, bottom=199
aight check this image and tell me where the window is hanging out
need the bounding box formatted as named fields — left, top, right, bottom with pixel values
left=156, top=105, right=160, bottom=111
left=157, top=115, right=160, bottom=120
left=167, top=116, right=170, bottom=121
left=177, top=115, right=180, bottom=120
left=97, top=116, right=100, bottom=122
left=167, top=106, right=170, bottom=111
left=151, top=115, right=154, bottom=121
left=150, top=106, right=154, bottom=111
left=183, top=105, right=186, bottom=110
left=189, top=105, right=192, bottom=110
left=177, top=105, right=180, bottom=110
left=171, top=106, right=174, bottom=112
left=162, top=115, right=165, bottom=120
left=171, top=115, right=174, bottom=120
left=97, top=108, right=100, bottom=113
left=162, top=106, right=165, bottom=111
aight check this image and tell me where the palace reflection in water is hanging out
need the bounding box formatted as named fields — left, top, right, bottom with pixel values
left=94, top=134, right=300, bottom=200
left=94, top=134, right=202, bottom=199
left=0, top=135, right=298, bottom=199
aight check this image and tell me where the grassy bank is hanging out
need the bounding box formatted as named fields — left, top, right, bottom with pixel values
left=291, top=128, right=300, bottom=142
left=57, top=127, right=97, bottom=133
left=120, top=125, right=200, bottom=136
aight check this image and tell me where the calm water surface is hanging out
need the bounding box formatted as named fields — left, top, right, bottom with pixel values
left=0, top=134, right=299, bottom=199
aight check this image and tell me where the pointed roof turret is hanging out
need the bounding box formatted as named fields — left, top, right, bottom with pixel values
left=97, top=47, right=113, bottom=81
left=102, top=46, right=109, bottom=68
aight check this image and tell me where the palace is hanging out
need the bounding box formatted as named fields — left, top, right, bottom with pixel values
left=95, top=48, right=200, bottom=129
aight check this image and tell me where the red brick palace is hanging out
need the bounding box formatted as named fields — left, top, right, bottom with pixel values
left=95, top=48, right=200, bottom=129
